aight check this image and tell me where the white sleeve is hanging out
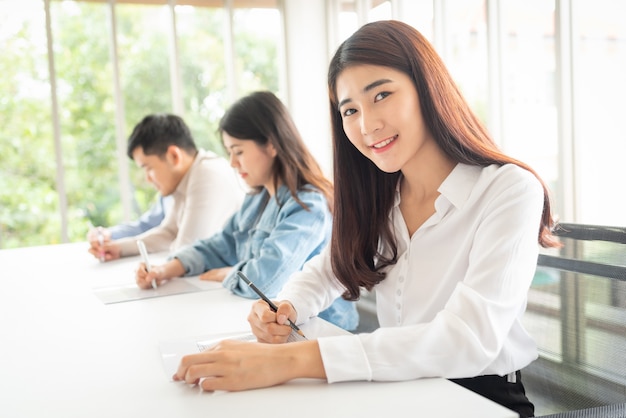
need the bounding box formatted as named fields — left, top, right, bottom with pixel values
left=172, top=157, right=243, bottom=249
left=277, top=244, right=347, bottom=325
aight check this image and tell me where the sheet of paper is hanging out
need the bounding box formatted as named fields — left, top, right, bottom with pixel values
left=159, top=317, right=350, bottom=379
left=93, top=277, right=222, bottom=304
left=88, top=252, right=170, bottom=287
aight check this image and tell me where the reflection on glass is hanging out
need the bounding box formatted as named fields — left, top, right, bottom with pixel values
left=499, top=0, right=558, bottom=200
left=369, top=1, right=391, bottom=22
left=574, top=0, right=626, bottom=225
left=402, top=0, right=433, bottom=41
left=443, top=0, right=488, bottom=125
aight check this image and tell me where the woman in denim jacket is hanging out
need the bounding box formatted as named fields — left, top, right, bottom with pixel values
left=135, top=91, right=358, bottom=331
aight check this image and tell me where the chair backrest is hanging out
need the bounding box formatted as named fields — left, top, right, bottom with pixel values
left=523, top=223, right=626, bottom=416
left=539, top=402, right=626, bottom=418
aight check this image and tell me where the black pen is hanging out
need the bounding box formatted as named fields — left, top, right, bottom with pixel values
left=236, top=271, right=306, bottom=339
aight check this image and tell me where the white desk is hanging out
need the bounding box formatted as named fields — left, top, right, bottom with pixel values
left=0, top=243, right=518, bottom=418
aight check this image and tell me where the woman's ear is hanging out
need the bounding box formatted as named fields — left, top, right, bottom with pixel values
left=265, top=142, right=278, bottom=158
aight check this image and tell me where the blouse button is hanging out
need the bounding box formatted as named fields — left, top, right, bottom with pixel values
left=396, top=289, right=401, bottom=296
left=396, top=303, right=401, bottom=310
left=399, top=276, right=405, bottom=283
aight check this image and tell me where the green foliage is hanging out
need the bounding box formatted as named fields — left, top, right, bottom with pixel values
left=0, top=8, right=60, bottom=248
left=0, top=2, right=280, bottom=249
left=53, top=2, right=119, bottom=233
left=235, top=27, right=279, bottom=94
left=177, top=8, right=228, bottom=155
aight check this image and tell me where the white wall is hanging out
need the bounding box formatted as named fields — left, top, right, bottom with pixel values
left=282, top=0, right=334, bottom=176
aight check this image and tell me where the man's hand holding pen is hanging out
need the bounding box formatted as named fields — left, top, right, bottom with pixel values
left=87, top=226, right=115, bottom=262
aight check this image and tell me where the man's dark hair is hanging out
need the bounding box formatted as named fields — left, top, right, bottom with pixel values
left=126, top=113, right=198, bottom=159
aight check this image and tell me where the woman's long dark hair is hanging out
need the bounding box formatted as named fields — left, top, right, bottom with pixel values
left=328, top=20, right=559, bottom=300
left=219, top=91, right=333, bottom=211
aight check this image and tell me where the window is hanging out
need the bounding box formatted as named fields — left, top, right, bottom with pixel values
left=0, top=0, right=282, bottom=248
left=0, top=1, right=57, bottom=247
left=573, top=0, right=626, bottom=225
left=498, top=0, right=559, bottom=205
left=2, top=0, right=625, bottom=248
left=440, top=0, right=489, bottom=125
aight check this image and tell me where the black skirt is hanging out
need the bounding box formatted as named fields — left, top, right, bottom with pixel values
left=450, top=370, right=534, bottom=418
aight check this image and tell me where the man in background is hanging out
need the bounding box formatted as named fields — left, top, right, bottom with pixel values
left=88, top=113, right=244, bottom=260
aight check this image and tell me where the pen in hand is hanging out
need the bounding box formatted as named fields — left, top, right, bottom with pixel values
left=136, top=239, right=157, bottom=290
left=236, top=271, right=306, bottom=339
left=96, top=227, right=105, bottom=262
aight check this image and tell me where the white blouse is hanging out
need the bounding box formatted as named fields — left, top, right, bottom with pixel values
left=278, top=163, right=544, bottom=383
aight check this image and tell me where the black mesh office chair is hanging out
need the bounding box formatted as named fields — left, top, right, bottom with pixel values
left=539, top=403, right=626, bottom=418
left=522, top=223, right=626, bottom=417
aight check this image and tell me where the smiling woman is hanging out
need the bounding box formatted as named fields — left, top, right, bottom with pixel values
left=335, top=65, right=435, bottom=175
left=168, top=21, right=560, bottom=418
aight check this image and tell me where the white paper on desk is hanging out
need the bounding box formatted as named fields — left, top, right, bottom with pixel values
left=159, top=317, right=350, bottom=380
left=93, top=277, right=222, bottom=304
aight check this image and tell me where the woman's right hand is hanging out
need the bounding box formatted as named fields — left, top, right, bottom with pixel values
left=135, top=263, right=166, bottom=289
left=248, top=299, right=298, bottom=344
left=135, top=258, right=186, bottom=289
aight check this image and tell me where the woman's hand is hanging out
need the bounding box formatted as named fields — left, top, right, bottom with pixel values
left=135, top=263, right=165, bottom=289
left=135, top=258, right=185, bottom=289
left=247, top=299, right=298, bottom=344
left=173, top=338, right=325, bottom=392
left=199, top=266, right=232, bottom=282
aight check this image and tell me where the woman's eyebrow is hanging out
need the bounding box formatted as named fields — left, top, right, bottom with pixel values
left=338, top=78, right=393, bottom=109
left=364, top=78, right=392, bottom=92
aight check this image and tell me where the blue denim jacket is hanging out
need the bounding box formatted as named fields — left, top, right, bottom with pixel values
left=171, top=185, right=358, bottom=331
